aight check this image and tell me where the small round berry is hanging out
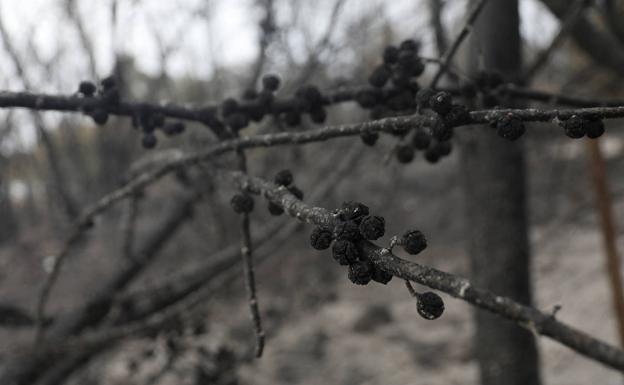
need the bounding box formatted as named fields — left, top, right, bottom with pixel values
left=310, top=227, right=333, bottom=250
left=91, top=109, right=109, bottom=125
left=78, top=81, right=97, bottom=96
left=102, top=88, right=120, bottom=105
left=348, top=260, right=373, bottom=285
left=360, top=131, right=379, bottom=146
left=402, top=230, right=427, bottom=255
left=339, top=201, right=370, bottom=222
left=333, top=220, right=361, bottom=241
left=496, top=114, right=525, bottom=141
left=417, top=292, right=445, bottom=320
left=288, top=185, right=304, bottom=200
left=141, top=133, right=157, bottom=149
left=429, top=92, right=453, bottom=115
left=355, top=90, right=378, bottom=109
left=396, top=144, right=415, bottom=164
left=412, top=130, right=431, bottom=150
left=262, top=74, right=281, bottom=91
left=586, top=119, right=605, bottom=139
left=309, top=107, right=327, bottom=124
left=399, top=39, right=419, bottom=52
left=561, top=115, right=586, bottom=139
left=221, top=98, right=239, bottom=117
left=274, top=170, right=293, bottom=186
left=359, top=215, right=385, bottom=240
left=371, top=267, right=393, bottom=285
left=100, top=76, right=116, bottom=90
left=416, top=88, right=435, bottom=108
left=299, top=85, right=324, bottom=107
left=383, top=45, right=400, bottom=64
left=226, top=113, right=249, bottom=131
left=425, top=147, right=440, bottom=164
left=267, top=202, right=284, bottom=216
left=369, top=65, right=391, bottom=88
left=332, top=239, right=360, bottom=265
left=230, top=193, right=254, bottom=214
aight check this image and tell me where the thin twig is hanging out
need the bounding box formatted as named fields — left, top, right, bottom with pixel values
left=430, top=0, right=489, bottom=88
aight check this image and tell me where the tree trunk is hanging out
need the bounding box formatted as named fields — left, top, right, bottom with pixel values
left=461, top=1, right=542, bottom=385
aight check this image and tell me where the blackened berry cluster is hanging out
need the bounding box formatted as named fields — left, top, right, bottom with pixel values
left=231, top=192, right=254, bottom=214
left=490, top=113, right=525, bottom=141
left=267, top=169, right=304, bottom=216
left=559, top=115, right=605, bottom=139
left=309, top=201, right=392, bottom=285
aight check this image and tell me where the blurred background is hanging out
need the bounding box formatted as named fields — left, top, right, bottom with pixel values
left=1, top=0, right=624, bottom=384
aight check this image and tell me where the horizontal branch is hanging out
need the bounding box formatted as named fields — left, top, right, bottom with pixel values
left=228, top=171, right=624, bottom=372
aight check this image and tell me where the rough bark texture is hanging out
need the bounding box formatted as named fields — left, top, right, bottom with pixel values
left=462, top=1, right=541, bottom=384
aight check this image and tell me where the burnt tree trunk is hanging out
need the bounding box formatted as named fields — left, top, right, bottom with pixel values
left=460, top=1, right=541, bottom=384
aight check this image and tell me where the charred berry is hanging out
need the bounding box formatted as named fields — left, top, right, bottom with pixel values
left=561, top=115, right=586, bottom=139
left=348, top=260, right=373, bottom=285
left=267, top=202, right=284, bottom=216
left=288, top=185, right=304, bottom=200
left=230, top=193, right=254, bottom=214
left=309, top=107, right=327, bottom=124
left=226, top=113, right=249, bottom=131
left=424, top=148, right=440, bottom=164
left=339, top=201, right=370, bottom=222
left=274, top=170, right=293, bottom=186
left=355, top=90, right=378, bottom=109
left=429, top=92, right=453, bottom=115
left=417, top=292, right=445, bottom=320
left=262, top=74, right=280, bottom=91
left=496, top=114, right=525, bottom=141
left=369, top=65, right=391, bottom=88
left=91, top=109, right=109, bottom=125
left=310, top=227, right=333, bottom=250
left=412, top=130, right=431, bottom=150
left=396, top=144, right=415, bottom=164
left=360, top=131, right=379, bottom=146
left=359, top=215, right=385, bottom=240
left=78, top=81, right=97, bottom=96
left=333, top=220, right=361, bottom=241
left=372, top=267, right=393, bottom=285
left=383, top=45, right=400, bottom=64
left=332, top=239, right=360, bottom=265
left=399, top=39, right=419, bottom=52
left=141, top=133, right=157, bottom=149
left=586, top=118, right=605, bottom=139
left=402, top=230, right=427, bottom=255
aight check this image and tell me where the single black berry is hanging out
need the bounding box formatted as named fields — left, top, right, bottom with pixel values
left=416, top=88, right=435, bottom=108
left=360, top=131, right=379, bottom=146
left=141, top=133, right=157, bottom=149
left=561, top=115, right=586, bottom=139
left=359, top=215, right=385, bottom=240
left=396, top=144, right=415, bottom=164
left=412, top=130, right=431, bottom=150
left=309, top=107, right=327, bottom=124
left=399, top=39, right=419, bottom=52
left=230, top=193, right=254, bottom=214
left=586, top=118, right=605, bottom=139
left=383, top=45, right=400, bottom=64
left=267, top=202, right=284, bottom=216
left=369, top=65, right=391, bottom=88
left=496, top=114, right=525, bottom=141
left=371, top=267, right=393, bottom=285
left=429, top=92, right=453, bottom=115
left=288, top=185, right=304, bottom=200
left=91, top=109, right=109, bottom=125
left=100, top=76, right=116, bottom=90
left=417, top=292, right=445, bottom=320
left=262, top=74, right=281, bottom=91
left=332, top=239, right=360, bottom=265
left=78, top=81, right=97, bottom=96
left=348, top=260, right=373, bottom=285
left=226, top=113, right=249, bottom=131
left=274, top=170, right=293, bottom=186
left=424, top=148, right=440, bottom=164
left=355, top=90, right=378, bottom=109
left=401, top=230, right=427, bottom=255
left=310, top=227, right=333, bottom=250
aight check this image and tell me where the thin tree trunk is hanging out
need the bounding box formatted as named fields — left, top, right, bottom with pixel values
left=461, top=1, right=541, bottom=384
